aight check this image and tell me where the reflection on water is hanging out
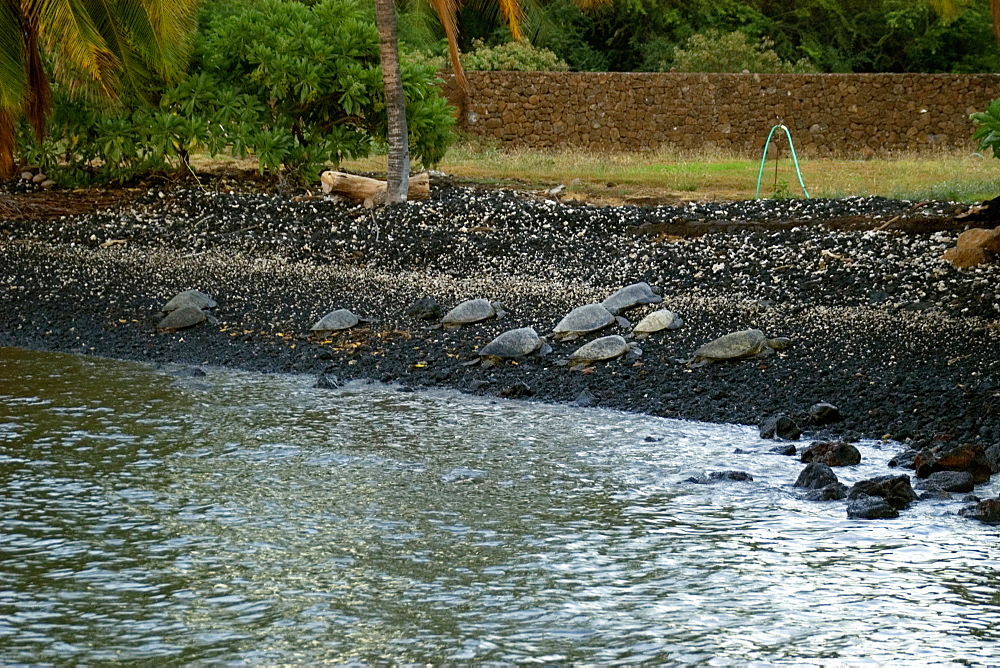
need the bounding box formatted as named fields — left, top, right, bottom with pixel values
left=2, top=346, right=999, bottom=664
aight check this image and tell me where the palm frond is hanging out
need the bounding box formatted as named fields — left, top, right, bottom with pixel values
left=31, top=0, right=121, bottom=96
left=24, top=15, right=52, bottom=142
left=428, top=0, right=466, bottom=90
left=496, top=0, right=524, bottom=40
left=0, top=0, right=28, bottom=113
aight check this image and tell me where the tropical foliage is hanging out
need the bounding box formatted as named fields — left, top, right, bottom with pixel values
left=971, top=98, right=1000, bottom=158
left=18, top=0, right=456, bottom=184
left=669, top=30, right=818, bottom=73
left=401, top=0, right=1000, bottom=74
left=0, top=0, right=198, bottom=176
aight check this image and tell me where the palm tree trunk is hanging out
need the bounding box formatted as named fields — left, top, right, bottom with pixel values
left=375, top=0, right=409, bottom=203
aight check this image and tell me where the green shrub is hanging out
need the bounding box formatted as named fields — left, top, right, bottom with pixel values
left=971, top=98, right=1000, bottom=158
left=461, top=39, right=569, bottom=72
left=403, top=38, right=570, bottom=73
left=672, top=30, right=818, bottom=74
left=19, top=0, right=456, bottom=184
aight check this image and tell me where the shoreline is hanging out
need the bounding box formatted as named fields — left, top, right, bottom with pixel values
left=2, top=182, right=999, bottom=446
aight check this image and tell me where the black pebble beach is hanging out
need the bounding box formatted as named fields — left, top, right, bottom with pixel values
left=2, top=177, right=999, bottom=446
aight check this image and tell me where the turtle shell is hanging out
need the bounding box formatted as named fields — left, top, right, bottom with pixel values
left=479, top=327, right=543, bottom=359
left=163, top=290, right=216, bottom=312
left=552, top=303, right=614, bottom=340
left=633, top=309, right=683, bottom=336
left=441, top=298, right=496, bottom=326
left=601, top=282, right=661, bottom=315
left=158, top=305, right=206, bottom=331
left=693, top=329, right=768, bottom=362
left=569, top=335, right=631, bottom=363
left=311, top=309, right=360, bottom=333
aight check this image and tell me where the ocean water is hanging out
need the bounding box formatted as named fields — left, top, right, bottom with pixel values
left=1, top=346, right=999, bottom=665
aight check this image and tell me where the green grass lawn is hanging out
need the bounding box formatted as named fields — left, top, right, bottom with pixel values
left=340, top=142, right=1000, bottom=203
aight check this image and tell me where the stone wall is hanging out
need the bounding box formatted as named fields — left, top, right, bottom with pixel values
left=449, top=72, right=1000, bottom=156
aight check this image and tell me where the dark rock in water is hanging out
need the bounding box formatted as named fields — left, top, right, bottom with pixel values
left=760, top=414, right=801, bottom=440
left=770, top=444, right=797, bottom=456
left=913, top=442, right=991, bottom=484
left=800, top=441, right=862, bottom=467
left=709, top=470, right=754, bottom=482
left=168, top=366, right=207, bottom=377
left=794, top=462, right=839, bottom=489
left=809, top=402, right=842, bottom=425
left=314, top=373, right=340, bottom=389
left=432, top=369, right=451, bottom=382
left=959, top=498, right=1000, bottom=524
left=848, top=494, right=899, bottom=519
left=803, top=483, right=848, bottom=501
left=685, top=470, right=753, bottom=484
left=468, top=379, right=491, bottom=392
left=442, top=467, right=487, bottom=483
left=888, top=448, right=919, bottom=468
left=734, top=447, right=749, bottom=454
left=644, top=435, right=662, bottom=443
left=914, top=470, right=975, bottom=493
left=498, top=381, right=531, bottom=398
left=847, top=475, right=918, bottom=509
left=918, top=489, right=953, bottom=500
left=986, top=442, right=1000, bottom=474
left=406, top=296, right=444, bottom=321
left=574, top=389, right=597, bottom=407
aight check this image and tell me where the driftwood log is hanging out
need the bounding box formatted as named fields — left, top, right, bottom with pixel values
left=320, top=170, right=430, bottom=203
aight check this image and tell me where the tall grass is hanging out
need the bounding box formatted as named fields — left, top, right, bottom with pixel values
left=341, top=142, right=999, bottom=202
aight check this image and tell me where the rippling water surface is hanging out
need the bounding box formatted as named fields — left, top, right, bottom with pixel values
left=2, top=346, right=999, bottom=664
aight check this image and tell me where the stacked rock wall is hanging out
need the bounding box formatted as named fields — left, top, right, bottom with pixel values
left=448, top=72, right=1000, bottom=156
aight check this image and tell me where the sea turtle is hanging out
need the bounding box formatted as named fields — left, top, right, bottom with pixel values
left=441, top=298, right=505, bottom=329
left=567, top=335, right=636, bottom=370
left=311, top=309, right=361, bottom=334
left=476, top=327, right=551, bottom=368
left=632, top=309, right=683, bottom=339
left=552, top=303, right=615, bottom=341
left=162, top=290, right=217, bottom=313
left=683, top=328, right=791, bottom=367
left=601, top=282, right=662, bottom=315
left=157, top=305, right=207, bottom=331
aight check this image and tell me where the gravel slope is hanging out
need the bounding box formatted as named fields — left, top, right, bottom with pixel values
left=2, top=182, right=998, bottom=446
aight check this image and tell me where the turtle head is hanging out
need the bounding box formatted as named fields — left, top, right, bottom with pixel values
left=767, top=337, right=792, bottom=351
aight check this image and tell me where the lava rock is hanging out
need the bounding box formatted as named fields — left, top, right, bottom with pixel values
left=314, top=373, right=341, bottom=389
left=888, top=448, right=919, bottom=468
left=986, top=442, right=1000, bottom=474
left=770, top=444, right=797, bottom=455
left=914, top=470, right=975, bottom=493
left=800, top=441, right=862, bottom=467
left=794, top=462, right=840, bottom=489
left=709, top=470, right=754, bottom=482
left=847, top=494, right=900, bottom=519
left=808, top=402, right=842, bottom=425
left=913, top=442, right=992, bottom=484
left=847, top=475, right=918, bottom=510
left=574, top=389, right=597, bottom=407
left=959, top=498, right=1000, bottom=524
left=406, top=296, right=444, bottom=321
left=803, top=483, right=848, bottom=501
left=685, top=470, right=754, bottom=484
left=760, top=414, right=802, bottom=440
left=497, top=381, right=531, bottom=398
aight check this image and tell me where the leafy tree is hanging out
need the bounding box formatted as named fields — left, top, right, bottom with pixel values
left=0, top=0, right=197, bottom=176
left=671, top=30, right=817, bottom=73
left=20, top=0, right=456, bottom=184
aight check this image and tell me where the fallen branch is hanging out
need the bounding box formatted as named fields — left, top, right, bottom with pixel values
left=320, top=171, right=430, bottom=203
